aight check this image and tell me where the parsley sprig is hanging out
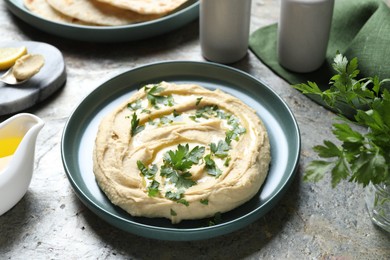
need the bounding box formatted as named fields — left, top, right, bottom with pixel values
left=163, top=144, right=205, bottom=171
left=205, top=140, right=230, bottom=177
left=210, top=140, right=230, bottom=159
left=204, top=154, right=222, bottom=177
left=226, top=116, right=246, bottom=144
left=294, top=53, right=390, bottom=187
left=161, top=144, right=205, bottom=204
left=130, top=112, right=144, bottom=136
left=144, top=85, right=174, bottom=108
left=137, top=161, right=160, bottom=197
left=137, top=161, right=158, bottom=178
left=127, top=99, right=142, bottom=111
left=137, top=144, right=206, bottom=204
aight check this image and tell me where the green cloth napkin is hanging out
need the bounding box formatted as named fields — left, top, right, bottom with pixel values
left=249, top=0, right=390, bottom=109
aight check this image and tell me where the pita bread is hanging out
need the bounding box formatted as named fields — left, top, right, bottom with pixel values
left=95, top=0, right=188, bottom=15
left=46, top=0, right=161, bottom=26
left=24, top=0, right=93, bottom=25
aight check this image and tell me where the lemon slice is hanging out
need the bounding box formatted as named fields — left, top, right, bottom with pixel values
left=0, top=46, right=28, bottom=70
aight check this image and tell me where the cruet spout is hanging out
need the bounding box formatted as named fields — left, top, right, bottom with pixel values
left=0, top=113, right=45, bottom=215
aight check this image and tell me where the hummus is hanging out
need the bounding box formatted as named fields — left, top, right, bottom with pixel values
left=93, top=82, right=271, bottom=223
left=12, top=54, right=45, bottom=81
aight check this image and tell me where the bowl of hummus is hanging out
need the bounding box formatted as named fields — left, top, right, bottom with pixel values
left=62, top=61, right=300, bottom=241
left=93, top=81, right=271, bottom=224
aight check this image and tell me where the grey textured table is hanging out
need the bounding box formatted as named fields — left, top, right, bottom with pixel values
left=1, top=1, right=389, bottom=259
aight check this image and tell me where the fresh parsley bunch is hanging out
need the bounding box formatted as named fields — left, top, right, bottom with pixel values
left=294, top=53, right=390, bottom=188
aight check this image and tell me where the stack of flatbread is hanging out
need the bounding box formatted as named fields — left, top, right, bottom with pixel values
left=24, top=0, right=189, bottom=26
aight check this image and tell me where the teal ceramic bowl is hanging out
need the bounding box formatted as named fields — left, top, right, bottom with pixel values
left=61, top=61, right=301, bottom=241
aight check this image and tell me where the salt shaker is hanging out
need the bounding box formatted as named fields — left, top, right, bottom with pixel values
left=200, top=0, right=252, bottom=64
left=277, top=0, right=334, bottom=72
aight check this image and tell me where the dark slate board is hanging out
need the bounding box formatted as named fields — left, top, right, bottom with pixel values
left=0, top=41, right=66, bottom=116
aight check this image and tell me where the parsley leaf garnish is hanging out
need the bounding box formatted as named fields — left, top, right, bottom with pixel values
left=127, top=99, right=142, bottom=111
left=145, top=85, right=163, bottom=105
left=137, top=161, right=160, bottom=197
left=208, top=212, right=222, bottom=226
left=170, top=208, right=177, bottom=216
left=159, top=144, right=206, bottom=204
left=161, top=166, right=196, bottom=189
left=210, top=140, right=230, bottom=158
left=225, top=116, right=246, bottom=144
left=196, top=97, right=203, bottom=106
left=200, top=199, right=209, bottom=205
left=141, top=109, right=151, bottom=114
left=159, top=116, right=173, bottom=126
left=173, top=109, right=180, bottom=117
left=130, top=112, right=144, bottom=136
left=144, top=85, right=174, bottom=107
left=224, top=156, right=231, bottom=167
left=147, top=180, right=160, bottom=197
left=165, top=189, right=189, bottom=206
left=195, top=105, right=219, bottom=119
left=137, top=160, right=157, bottom=179
left=177, top=198, right=189, bottom=206
left=293, top=53, right=390, bottom=187
left=163, top=144, right=205, bottom=171
left=165, top=190, right=184, bottom=200
left=204, top=154, right=222, bottom=177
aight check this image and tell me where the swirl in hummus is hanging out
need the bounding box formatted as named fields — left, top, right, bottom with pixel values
left=93, top=82, right=271, bottom=223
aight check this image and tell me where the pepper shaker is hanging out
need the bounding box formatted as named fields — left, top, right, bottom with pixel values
left=277, top=0, right=334, bottom=72
left=200, top=0, right=252, bottom=64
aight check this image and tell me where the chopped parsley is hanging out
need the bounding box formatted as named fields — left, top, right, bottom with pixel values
left=147, top=180, right=160, bottom=197
left=127, top=99, right=142, bottom=111
left=224, top=156, right=232, bottom=167
left=200, top=199, right=209, bottom=205
left=160, top=166, right=196, bottom=190
left=130, top=112, right=144, bottom=136
left=137, top=144, right=206, bottom=206
left=163, top=144, right=205, bottom=172
left=210, top=140, right=230, bottom=159
left=225, top=116, right=247, bottom=143
left=225, top=127, right=246, bottom=145
left=165, top=190, right=189, bottom=206
left=204, top=154, right=222, bottom=177
left=144, top=85, right=174, bottom=108
left=159, top=116, right=173, bottom=125
left=195, top=105, right=219, bottom=119
left=177, top=198, right=190, bottom=206
left=137, top=161, right=157, bottom=179
left=190, top=105, right=227, bottom=122
left=196, top=97, right=203, bottom=106
left=137, top=162, right=160, bottom=197
left=160, top=144, right=204, bottom=204
left=173, top=109, right=180, bottom=117
left=165, top=190, right=185, bottom=200
left=192, top=105, right=246, bottom=143
left=141, top=109, right=151, bottom=114
left=170, top=208, right=177, bottom=216
left=208, top=212, right=222, bottom=226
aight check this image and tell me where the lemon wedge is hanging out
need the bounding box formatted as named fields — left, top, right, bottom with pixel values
left=0, top=46, right=28, bottom=70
